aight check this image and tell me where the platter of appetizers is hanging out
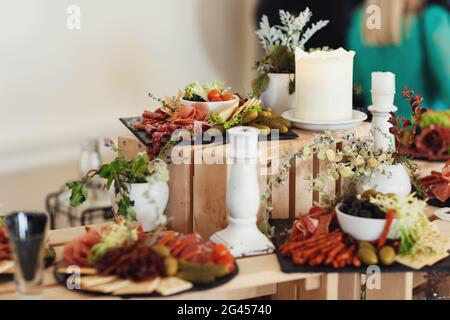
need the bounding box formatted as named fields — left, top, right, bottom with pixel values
left=54, top=221, right=238, bottom=298
left=273, top=191, right=450, bottom=273
left=120, top=81, right=298, bottom=158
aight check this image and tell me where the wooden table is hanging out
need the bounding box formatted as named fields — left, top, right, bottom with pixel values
left=1, top=214, right=449, bottom=300
left=1, top=143, right=448, bottom=300
left=0, top=224, right=336, bottom=300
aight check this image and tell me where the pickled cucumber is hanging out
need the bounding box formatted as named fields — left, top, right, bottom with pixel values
left=177, top=271, right=216, bottom=285
left=258, top=118, right=289, bottom=133
left=153, top=244, right=170, bottom=258
left=178, top=261, right=229, bottom=278
left=164, top=256, right=178, bottom=276
left=248, top=123, right=271, bottom=136
left=242, top=111, right=259, bottom=125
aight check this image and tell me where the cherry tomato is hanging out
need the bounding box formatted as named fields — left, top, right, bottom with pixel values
left=212, top=244, right=229, bottom=258
left=221, top=92, right=234, bottom=101
left=210, top=96, right=223, bottom=102
left=216, top=254, right=235, bottom=272
left=208, top=89, right=222, bottom=101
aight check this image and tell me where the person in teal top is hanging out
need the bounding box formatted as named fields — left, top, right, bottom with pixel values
left=348, top=0, right=450, bottom=119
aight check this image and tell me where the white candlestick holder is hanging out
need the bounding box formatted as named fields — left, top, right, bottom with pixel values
left=369, top=105, right=397, bottom=153
left=210, top=127, right=275, bottom=258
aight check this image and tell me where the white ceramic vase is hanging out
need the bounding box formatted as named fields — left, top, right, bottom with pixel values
left=261, top=73, right=295, bottom=115
left=356, top=164, right=411, bottom=197
left=110, top=181, right=169, bottom=232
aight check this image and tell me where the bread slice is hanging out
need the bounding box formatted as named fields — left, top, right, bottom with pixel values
left=81, top=275, right=118, bottom=288
left=89, top=279, right=130, bottom=293
left=113, top=277, right=161, bottom=296
left=0, top=260, right=14, bottom=274
left=155, top=277, right=193, bottom=296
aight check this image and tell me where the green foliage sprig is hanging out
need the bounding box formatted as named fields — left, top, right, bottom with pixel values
left=66, top=138, right=169, bottom=221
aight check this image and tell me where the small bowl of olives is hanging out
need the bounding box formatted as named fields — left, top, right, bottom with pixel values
left=336, top=196, right=397, bottom=241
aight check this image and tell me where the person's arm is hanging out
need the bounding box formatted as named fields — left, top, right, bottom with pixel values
left=423, top=5, right=450, bottom=107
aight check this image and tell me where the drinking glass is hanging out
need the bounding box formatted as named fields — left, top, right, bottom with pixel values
left=5, top=212, right=48, bottom=298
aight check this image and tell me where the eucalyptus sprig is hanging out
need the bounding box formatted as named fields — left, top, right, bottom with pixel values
left=252, top=8, right=329, bottom=97
left=66, top=138, right=169, bottom=221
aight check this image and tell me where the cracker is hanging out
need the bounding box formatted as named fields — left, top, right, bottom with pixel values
left=0, top=260, right=14, bottom=274
left=155, top=277, right=193, bottom=296
left=89, top=280, right=130, bottom=293
left=81, top=275, right=118, bottom=288
left=113, top=277, right=161, bottom=296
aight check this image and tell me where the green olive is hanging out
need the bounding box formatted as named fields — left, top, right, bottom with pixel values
left=379, top=246, right=396, bottom=266
left=357, top=248, right=378, bottom=265
left=164, top=256, right=178, bottom=276
left=359, top=241, right=377, bottom=253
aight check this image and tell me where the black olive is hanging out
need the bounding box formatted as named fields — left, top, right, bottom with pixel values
left=340, top=204, right=349, bottom=213
left=351, top=201, right=363, bottom=210
left=344, top=196, right=357, bottom=205
left=359, top=210, right=372, bottom=218
left=348, top=208, right=359, bottom=216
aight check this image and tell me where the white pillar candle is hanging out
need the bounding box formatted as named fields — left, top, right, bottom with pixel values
left=295, top=48, right=355, bottom=122
left=371, top=72, right=395, bottom=94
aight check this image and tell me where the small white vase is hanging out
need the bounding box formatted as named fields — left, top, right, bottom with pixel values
left=110, top=181, right=169, bottom=232
left=261, top=73, right=295, bottom=115
left=356, top=164, right=411, bottom=197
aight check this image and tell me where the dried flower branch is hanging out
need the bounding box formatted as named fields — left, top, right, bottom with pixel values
left=388, top=87, right=427, bottom=150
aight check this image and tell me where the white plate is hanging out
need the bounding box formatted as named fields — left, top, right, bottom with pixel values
left=282, top=109, right=368, bottom=131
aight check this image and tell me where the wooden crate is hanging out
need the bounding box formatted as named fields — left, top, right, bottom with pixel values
left=118, top=123, right=371, bottom=239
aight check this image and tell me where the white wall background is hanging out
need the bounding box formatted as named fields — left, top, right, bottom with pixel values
left=0, top=0, right=259, bottom=174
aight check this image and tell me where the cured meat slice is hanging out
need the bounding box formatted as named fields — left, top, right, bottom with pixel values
left=415, top=125, right=450, bottom=158
left=192, top=103, right=209, bottom=119
left=177, top=104, right=195, bottom=119
left=62, top=227, right=101, bottom=267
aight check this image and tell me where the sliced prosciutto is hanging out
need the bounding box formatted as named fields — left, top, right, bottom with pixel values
left=62, top=227, right=101, bottom=267
left=421, top=160, right=450, bottom=202
left=133, top=103, right=210, bottom=159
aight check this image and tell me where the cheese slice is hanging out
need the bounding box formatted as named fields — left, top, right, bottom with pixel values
left=81, top=275, right=118, bottom=288
left=89, top=280, right=130, bottom=293
left=396, top=254, right=430, bottom=270
left=426, top=252, right=450, bottom=267
left=113, top=277, right=161, bottom=296
left=156, top=277, right=193, bottom=296
left=0, top=260, right=14, bottom=274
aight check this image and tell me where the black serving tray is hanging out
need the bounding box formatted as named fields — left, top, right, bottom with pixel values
left=53, top=261, right=239, bottom=299
left=272, top=219, right=450, bottom=274
left=120, top=117, right=299, bottom=148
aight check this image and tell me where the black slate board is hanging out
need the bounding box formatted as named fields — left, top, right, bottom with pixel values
left=428, top=198, right=450, bottom=208
left=120, top=117, right=299, bottom=148
left=0, top=273, right=13, bottom=284
left=272, top=219, right=450, bottom=274
left=53, top=262, right=239, bottom=299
